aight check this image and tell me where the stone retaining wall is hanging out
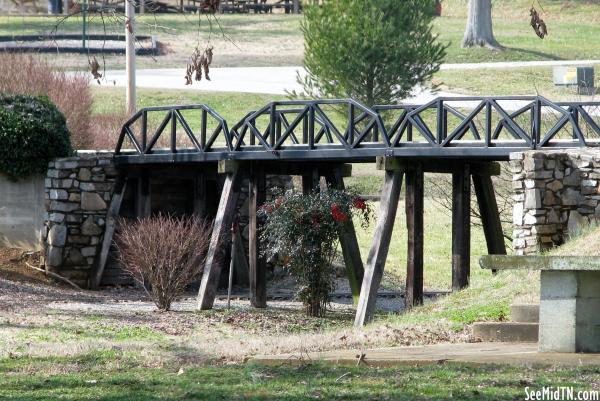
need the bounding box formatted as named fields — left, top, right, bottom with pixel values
left=511, top=149, right=600, bottom=255
left=42, top=152, right=117, bottom=287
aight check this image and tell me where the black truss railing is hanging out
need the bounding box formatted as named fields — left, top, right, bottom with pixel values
left=114, top=96, right=600, bottom=162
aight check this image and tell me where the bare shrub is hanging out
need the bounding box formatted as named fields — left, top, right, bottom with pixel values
left=115, top=214, right=213, bottom=311
left=0, top=53, right=93, bottom=149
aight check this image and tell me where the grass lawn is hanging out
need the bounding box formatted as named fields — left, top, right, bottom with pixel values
left=434, top=65, right=600, bottom=100
left=2, top=355, right=599, bottom=401
left=92, top=86, right=289, bottom=122
left=3, top=0, right=600, bottom=71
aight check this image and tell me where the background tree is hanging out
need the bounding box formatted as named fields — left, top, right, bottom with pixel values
left=300, top=0, right=446, bottom=106
left=462, top=0, right=502, bottom=49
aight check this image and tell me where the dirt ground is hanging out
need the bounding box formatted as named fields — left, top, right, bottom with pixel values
left=0, top=247, right=471, bottom=367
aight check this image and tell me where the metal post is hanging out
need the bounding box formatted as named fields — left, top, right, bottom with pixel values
left=82, top=0, right=87, bottom=50
left=125, top=0, right=136, bottom=114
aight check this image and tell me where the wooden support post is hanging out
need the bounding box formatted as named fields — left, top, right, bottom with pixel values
left=197, top=161, right=243, bottom=310
left=91, top=176, right=127, bottom=289
left=355, top=158, right=404, bottom=327
left=452, top=163, right=471, bottom=291
left=136, top=171, right=151, bottom=218
left=473, top=173, right=507, bottom=263
left=233, top=224, right=250, bottom=287
left=325, top=166, right=364, bottom=305
left=405, top=163, right=424, bottom=309
left=249, top=163, right=267, bottom=308
left=193, top=172, right=206, bottom=217
left=302, top=167, right=320, bottom=194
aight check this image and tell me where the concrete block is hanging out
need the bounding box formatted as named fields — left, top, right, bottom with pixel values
left=576, top=324, right=600, bottom=353
left=540, top=271, right=578, bottom=299
left=510, top=304, right=539, bottom=323
left=576, top=298, right=600, bottom=325
left=577, top=271, right=600, bottom=298
left=539, top=324, right=576, bottom=353
left=539, top=298, right=576, bottom=327
left=472, top=322, right=538, bottom=343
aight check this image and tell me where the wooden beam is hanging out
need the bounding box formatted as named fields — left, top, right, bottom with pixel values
left=375, top=157, right=499, bottom=176
left=197, top=166, right=243, bottom=310
left=325, top=167, right=364, bottom=305
left=91, top=176, right=127, bottom=289
left=135, top=170, right=151, bottom=217
left=452, top=163, right=471, bottom=291
left=473, top=174, right=507, bottom=257
left=354, top=168, right=404, bottom=327
left=302, top=167, right=320, bottom=194
left=218, top=159, right=240, bottom=174
left=249, top=163, right=267, bottom=308
left=405, top=163, right=424, bottom=309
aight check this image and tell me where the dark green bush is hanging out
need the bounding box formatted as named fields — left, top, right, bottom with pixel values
left=0, top=95, right=72, bottom=179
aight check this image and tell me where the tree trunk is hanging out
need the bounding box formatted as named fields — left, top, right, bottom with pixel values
left=462, top=0, right=502, bottom=49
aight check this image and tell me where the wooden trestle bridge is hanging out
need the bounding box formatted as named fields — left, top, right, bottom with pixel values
left=98, top=96, right=600, bottom=326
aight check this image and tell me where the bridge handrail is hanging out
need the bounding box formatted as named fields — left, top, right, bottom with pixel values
left=114, top=96, right=600, bottom=159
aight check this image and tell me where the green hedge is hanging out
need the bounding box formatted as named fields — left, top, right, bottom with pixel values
left=0, top=95, right=72, bottom=179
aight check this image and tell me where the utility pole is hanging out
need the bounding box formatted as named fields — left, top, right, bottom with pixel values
left=125, top=0, right=136, bottom=114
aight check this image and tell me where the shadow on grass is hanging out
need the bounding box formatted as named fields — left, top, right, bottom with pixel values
left=503, top=46, right=565, bottom=61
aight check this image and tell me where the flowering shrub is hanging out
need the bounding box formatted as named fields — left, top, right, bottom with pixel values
left=259, top=189, right=371, bottom=317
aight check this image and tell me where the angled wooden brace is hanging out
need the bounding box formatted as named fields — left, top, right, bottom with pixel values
left=91, top=174, right=128, bottom=289
left=324, top=164, right=364, bottom=305
left=354, top=157, right=404, bottom=327
left=197, top=160, right=243, bottom=310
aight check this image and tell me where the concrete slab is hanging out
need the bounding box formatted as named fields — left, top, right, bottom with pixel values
left=253, top=342, right=600, bottom=367
left=472, top=322, right=539, bottom=342
left=511, top=304, right=539, bottom=323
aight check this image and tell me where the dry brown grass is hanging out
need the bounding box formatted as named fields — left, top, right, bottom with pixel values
left=0, top=53, right=93, bottom=149
left=552, top=224, right=600, bottom=256
left=88, top=112, right=129, bottom=150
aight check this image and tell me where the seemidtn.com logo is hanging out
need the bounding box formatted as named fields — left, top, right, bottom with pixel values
left=525, top=386, right=600, bottom=401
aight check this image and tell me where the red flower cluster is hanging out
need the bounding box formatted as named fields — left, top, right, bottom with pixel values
left=274, top=196, right=283, bottom=209
left=330, top=203, right=348, bottom=222
left=261, top=204, right=274, bottom=213
left=352, top=197, right=366, bottom=210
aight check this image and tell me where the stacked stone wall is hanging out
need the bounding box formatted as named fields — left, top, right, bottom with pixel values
left=511, top=149, right=600, bottom=255
left=42, top=152, right=117, bottom=287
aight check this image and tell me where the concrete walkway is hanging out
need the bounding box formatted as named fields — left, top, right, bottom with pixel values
left=101, top=60, right=600, bottom=96
left=253, top=342, right=600, bottom=367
